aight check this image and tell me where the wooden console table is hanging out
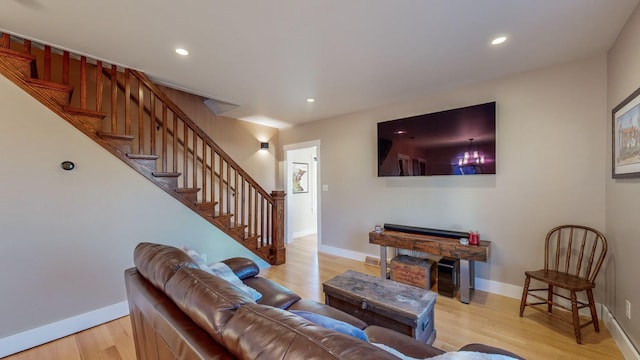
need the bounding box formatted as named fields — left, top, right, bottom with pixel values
left=369, top=230, right=491, bottom=304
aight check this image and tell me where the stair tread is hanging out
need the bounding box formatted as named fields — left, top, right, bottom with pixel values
left=64, top=106, right=107, bottom=118
left=197, top=201, right=218, bottom=206
left=175, top=187, right=200, bottom=194
left=127, top=153, right=159, bottom=160
left=0, top=47, right=35, bottom=62
left=97, top=131, right=135, bottom=140
left=26, top=78, right=73, bottom=92
left=152, top=172, right=181, bottom=178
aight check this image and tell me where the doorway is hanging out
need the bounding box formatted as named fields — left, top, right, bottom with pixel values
left=284, top=140, right=320, bottom=247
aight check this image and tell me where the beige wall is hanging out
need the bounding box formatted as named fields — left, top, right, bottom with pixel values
left=280, top=55, right=607, bottom=291
left=158, top=85, right=279, bottom=192
left=0, top=76, right=263, bottom=341
left=606, top=3, right=640, bottom=349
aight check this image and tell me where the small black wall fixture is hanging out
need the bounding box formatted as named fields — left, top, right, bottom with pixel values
left=260, top=142, right=269, bottom=150
left=60, top=161, right=75, bottom=171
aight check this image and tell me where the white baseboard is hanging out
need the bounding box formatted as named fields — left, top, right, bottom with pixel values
left=603, top=306, right=640, bottom=360
left=0, top=301, right=129, bottom=358
left=292, top=229, right=316, bottom=239
left=474, top=277, right=523, bottom=299
left=319, top=244, right=370, bottom=263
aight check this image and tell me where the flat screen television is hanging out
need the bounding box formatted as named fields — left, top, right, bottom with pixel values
left=377, top=102, right=496, bottom=176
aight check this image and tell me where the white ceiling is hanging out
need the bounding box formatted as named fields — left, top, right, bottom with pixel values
left=2, top=0, right=638, bottom=128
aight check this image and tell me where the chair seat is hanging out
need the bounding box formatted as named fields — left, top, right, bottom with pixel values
left=525, top=269, right=593, bottom=291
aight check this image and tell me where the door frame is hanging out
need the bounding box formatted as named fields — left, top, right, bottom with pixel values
left=283, top=140, right=321, bottom=246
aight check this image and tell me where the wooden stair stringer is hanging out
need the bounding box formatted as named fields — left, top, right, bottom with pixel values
left=228, top=224, right=248, bottom=240
left=25, top=78, right=73, bottom=106
left=196, top=201, right=218, bottom=216
left=151, top=172, right=180, bottom=190
left=63, top=106, right=106, bottom=132
left=97, top=132, right=135, bottom=154
left=212, top=213, right=233, bottom=230
left=0, top=47, right=35, bottom=78
left=175, top=187, right=200, bottom=205
left=242, top=234, right=262, bottom=250
left=126, top=154, right=159, bottom=172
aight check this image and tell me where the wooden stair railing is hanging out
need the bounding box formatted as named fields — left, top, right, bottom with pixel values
left=0, top=32, right=285, bottom=265
left=103, top=69, right=238, bottom=198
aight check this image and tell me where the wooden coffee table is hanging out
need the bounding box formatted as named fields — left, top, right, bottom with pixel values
left=323, top=270, right=436, bottom=344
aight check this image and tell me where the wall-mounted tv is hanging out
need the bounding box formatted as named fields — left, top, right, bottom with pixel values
left=377, top=102, right=496, bottom=176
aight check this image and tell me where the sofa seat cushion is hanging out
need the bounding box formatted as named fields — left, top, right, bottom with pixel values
left=458, top=344, right=524, bottom=360
left=288, top=299, right=367, bottom=329
left=221, top=304, right=399, bottom=359
left=243, top=276, right=301, bottom=309
left=164, top=267, right=255, bottom=343
left=365, top=325, right=445, bottom=359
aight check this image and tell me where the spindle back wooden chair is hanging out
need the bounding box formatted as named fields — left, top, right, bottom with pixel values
left=519, top=225, right=607, bottom=344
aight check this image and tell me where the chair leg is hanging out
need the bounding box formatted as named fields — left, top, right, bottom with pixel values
left=570, top=291, right=582, bottom=344
left=519, top=275, right=530, bottom=317
left=547, top=284, right=554, bottom=313
left=586, top=288, right=600, bottom=332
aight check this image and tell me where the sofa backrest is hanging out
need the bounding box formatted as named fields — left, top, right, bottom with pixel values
left=165, top=267, right=255, bottom=343
left=129, top=242, right=400, bottom=359
left=134, top=242, right=197, bottom=291
left=222, top=304, right=399, bottom=359
left=163, top=268, right=398, bottom=359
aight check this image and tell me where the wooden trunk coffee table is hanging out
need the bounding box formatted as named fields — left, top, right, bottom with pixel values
left=323, top=270, right=437, bottom=344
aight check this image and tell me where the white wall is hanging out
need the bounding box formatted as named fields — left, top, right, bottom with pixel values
left=280, top=55, right=607, bottom=290
left=606, top=2, right=640, bottom=349
left=0, top=76, right=263, bottom=346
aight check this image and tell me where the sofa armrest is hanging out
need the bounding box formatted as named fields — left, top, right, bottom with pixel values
left=364, top=325, right=445, bottom=359
left=243, top=277, right=301, bottom=309
left=221, top=257, right=260, bottom=280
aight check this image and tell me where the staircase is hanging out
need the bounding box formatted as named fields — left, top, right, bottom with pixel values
left=0, top=32, right=285, bottom=265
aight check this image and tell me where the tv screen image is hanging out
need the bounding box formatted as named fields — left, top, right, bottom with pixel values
left=377, top=102, right=496, bottom=176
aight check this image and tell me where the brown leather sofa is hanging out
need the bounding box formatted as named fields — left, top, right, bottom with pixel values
left=124, top=242, right=523, bottom=359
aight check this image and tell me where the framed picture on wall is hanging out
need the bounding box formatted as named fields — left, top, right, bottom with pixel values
left=292, top=162, right=309, bottom=193
left=612, top=86, right=640, bottom=178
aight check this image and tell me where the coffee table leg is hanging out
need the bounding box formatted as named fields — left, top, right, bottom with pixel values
left=380, top=246, right=387, bottom=279
left=459, top=259, right=475, bottom=304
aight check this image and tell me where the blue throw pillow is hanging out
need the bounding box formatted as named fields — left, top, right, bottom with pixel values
left=181, top=247, right=262, bottom=301
left=290, top=310, right=369, bottom=341
left=208, top=262, right=263, bottom=301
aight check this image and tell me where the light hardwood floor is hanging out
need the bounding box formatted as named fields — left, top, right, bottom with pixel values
left=6, top=235, right=623, bottom=359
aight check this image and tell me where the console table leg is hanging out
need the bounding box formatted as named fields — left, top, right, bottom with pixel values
left=380, top=246, right=388, bottom=279
left=459, top=259, right=475, bottom=304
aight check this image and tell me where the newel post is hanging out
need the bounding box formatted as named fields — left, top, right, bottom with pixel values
left=271, top=190, right=286, bottom=265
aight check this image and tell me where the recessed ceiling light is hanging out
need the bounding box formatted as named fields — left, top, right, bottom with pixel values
left=175, top=48, right=189, bottom=56
left=306, top=98, right=315, bottom=103
left=491, top=36, right=507, bottom=45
